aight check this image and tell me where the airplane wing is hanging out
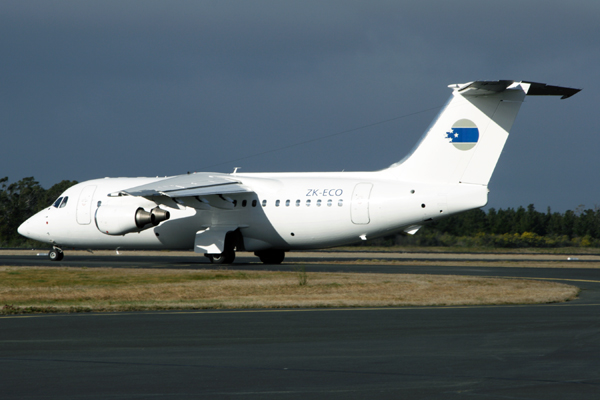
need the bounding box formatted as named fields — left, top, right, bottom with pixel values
left=121, top=173, right=258, bottom=254
left=121, top=173, right=253, bottom=198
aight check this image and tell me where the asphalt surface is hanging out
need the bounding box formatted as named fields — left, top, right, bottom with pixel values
left=2, top=253, right=600, bottom=399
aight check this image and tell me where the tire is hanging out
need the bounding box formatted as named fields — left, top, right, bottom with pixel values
left=255, top=249, right=285, bottom=264
left=207, top=251, right=235, bottom=264
left=48, top=249, right=64, bottom=261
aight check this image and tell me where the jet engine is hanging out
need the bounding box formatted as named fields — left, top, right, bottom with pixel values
left=95, top=205, right=170, bottom=235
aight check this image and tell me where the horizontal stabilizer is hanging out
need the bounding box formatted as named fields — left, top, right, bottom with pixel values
left=523, top=81, right=581, bottom=99
left=453, top=80, right=581, bottom=99
left=454, top=80, right=514, bottom=96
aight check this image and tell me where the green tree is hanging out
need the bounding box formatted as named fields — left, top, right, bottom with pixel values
left=562, top=210, right=576, bottom=238
left=521, top=204, right=546, bottom=236
left=574, top=209, right=600, bottom=238
left=489, top=207, right=515, bottom=234
left=546, top=209, right=564, bottom=236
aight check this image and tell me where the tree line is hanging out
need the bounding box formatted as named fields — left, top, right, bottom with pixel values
left=380, top=204, right=600, bottom=248
left=1, top=176, right=598, bottom=248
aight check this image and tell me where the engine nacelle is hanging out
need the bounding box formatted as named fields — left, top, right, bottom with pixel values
left=95, top=205, right=170, bottom=236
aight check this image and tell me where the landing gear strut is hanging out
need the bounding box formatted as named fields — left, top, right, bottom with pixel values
left=48, top=247, right=64, bottom=261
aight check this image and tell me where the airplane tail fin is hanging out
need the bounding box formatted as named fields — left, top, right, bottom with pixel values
left=385, top=81, right=580, bottom=185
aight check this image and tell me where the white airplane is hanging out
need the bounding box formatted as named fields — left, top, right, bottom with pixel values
left=18, top=80, right=580, bottom=264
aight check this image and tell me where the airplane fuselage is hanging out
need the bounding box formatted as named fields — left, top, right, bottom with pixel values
left=19, top=172, right=488, bottom=252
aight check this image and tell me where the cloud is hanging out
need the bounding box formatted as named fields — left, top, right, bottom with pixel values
left=0, top=0, right=597, bottom=211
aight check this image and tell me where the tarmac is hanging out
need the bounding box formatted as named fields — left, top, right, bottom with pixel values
left=1, top=251, right=600, bottom=399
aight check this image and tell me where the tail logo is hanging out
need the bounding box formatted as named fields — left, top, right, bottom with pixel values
left=445, top=119, right=479, bottom=151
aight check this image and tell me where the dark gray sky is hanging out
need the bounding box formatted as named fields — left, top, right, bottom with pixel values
left=1, top=1, right=598, bottom=212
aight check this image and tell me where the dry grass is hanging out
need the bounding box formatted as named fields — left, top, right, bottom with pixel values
left=316, top=259, right=600, bottom=269
left=0, top=266, right=578, bottom=314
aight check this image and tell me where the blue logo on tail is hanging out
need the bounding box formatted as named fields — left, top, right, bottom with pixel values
left=446, top=119, right=479, bottom=151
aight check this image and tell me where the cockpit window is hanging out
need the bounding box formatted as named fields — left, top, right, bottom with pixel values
left=52, top=196, right=69, bottom=208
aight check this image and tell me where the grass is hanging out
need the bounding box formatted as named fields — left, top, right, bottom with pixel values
left=0, top=266, right=579, bottom=314
left=293, top=265, right=308, bottom=286
left=314, top=259, right=600, bottom=269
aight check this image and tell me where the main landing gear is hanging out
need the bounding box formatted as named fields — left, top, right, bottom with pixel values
left=48, top=247, right=64, bottom=261
left=205, top=250, right=236, bottom=264
left=205, top=249, right=286, bottom=265
left=254, top=249, right=285, bottom=265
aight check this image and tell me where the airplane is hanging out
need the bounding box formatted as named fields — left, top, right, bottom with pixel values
left=18, top=80, right=580, bottom=264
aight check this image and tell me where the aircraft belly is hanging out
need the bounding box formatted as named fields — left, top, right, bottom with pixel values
left=257, top=212, right=359, bottom=249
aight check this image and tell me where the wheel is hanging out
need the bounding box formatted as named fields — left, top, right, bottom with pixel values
left=207, top=251, right=235, bottom=264
left=48, top=248, right=64, bottom=261
left=255, top=249, right=285, bottom=264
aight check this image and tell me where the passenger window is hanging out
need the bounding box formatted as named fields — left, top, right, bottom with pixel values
left=316, top=199, right=322, bottom=207
left=276, top=200, right=280, bottom=207
left=59, top=196, right=69, bottom=208
left=295, top=199, right=300, bottom=207
left=327, top=199, right=332, bottom=207
left=53, top=197, right=63, bottom=208
left=306, top=199, right=311, bottom=207
left=252, top=200, right=257, bottom=207
left=262, top=200, right=267, bottom=207
left=242, top=200, right=247, bottom=207
left=285, top=200, right=290, bottom=207
left=338, top=199, right=344, bottom=207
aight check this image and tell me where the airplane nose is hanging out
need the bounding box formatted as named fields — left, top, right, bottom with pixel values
left=17, top=219, right=31, bottom=238
left=17, top=214, right=45, bottom=242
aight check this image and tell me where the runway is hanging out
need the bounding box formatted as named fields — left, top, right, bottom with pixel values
left=2, top=252, right=600, bottom=399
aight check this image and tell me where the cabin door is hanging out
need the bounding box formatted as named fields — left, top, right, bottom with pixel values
left=351, top=183, right=373, bottom=224
left=77, top=185, right=97, bottom=225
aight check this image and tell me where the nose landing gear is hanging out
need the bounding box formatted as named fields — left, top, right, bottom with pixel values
left=48, top=247, right=64, bottom=261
